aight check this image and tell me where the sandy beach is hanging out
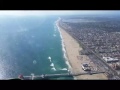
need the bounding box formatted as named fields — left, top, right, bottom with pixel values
left=56, top=19, right=107, bottom=80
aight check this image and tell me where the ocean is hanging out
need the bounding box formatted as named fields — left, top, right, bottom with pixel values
left=0, top=16, right=73, bottom=79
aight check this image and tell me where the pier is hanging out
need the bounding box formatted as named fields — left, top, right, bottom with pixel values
left=7, top=71, right=105, bottom=80
left=22, top=71, right=105, bottom=80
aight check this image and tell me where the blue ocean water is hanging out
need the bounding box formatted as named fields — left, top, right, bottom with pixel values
left=0, top=16, right=73, bottom=79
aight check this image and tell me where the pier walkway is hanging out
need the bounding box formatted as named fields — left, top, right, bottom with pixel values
left=15, top=71, right=105, bottom=80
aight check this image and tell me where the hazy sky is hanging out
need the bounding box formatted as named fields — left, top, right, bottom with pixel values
left=0, top=10, right=119, bottom=16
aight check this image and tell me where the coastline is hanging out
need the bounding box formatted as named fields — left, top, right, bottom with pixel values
left=55, top=20, right=76, bottom=80
left=56, top=18, right=107, bottom=80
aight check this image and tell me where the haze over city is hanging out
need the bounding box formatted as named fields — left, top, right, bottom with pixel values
left=0, top=10, right=120, bottom=16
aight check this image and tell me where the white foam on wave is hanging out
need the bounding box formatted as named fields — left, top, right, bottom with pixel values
left=48, top=56, right=51, bottom=60
left=65, top=60, right=72, bottom=69
left=48, top=56, right=52, bottom=62
left=62, top=42, right=66, bottom=53
left=51, top=67, right=56, bottom=71
left=60, top=68, right=68, bottom=70
left=50, top=62, right=56, bottom=71
left=56, top=20, right=72, bottom=70
left=50, top=63, right=54, bottom=67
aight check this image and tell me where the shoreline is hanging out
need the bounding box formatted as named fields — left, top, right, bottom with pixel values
left=56, top=18, right=107, bottom=80
left=55, top=20, right=76, bottom=80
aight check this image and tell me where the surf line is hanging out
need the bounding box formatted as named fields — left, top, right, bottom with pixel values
left=56, top=19, right=75, bottom=79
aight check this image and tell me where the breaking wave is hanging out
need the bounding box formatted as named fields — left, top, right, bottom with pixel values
left=50, top=63, right=56, bottom=71
left=60, top=68, right=68, bottom=70
left=56, top=21, right=72, bottom=69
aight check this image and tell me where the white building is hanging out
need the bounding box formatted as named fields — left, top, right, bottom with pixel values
left=103, top=56, right=119, bottom=63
